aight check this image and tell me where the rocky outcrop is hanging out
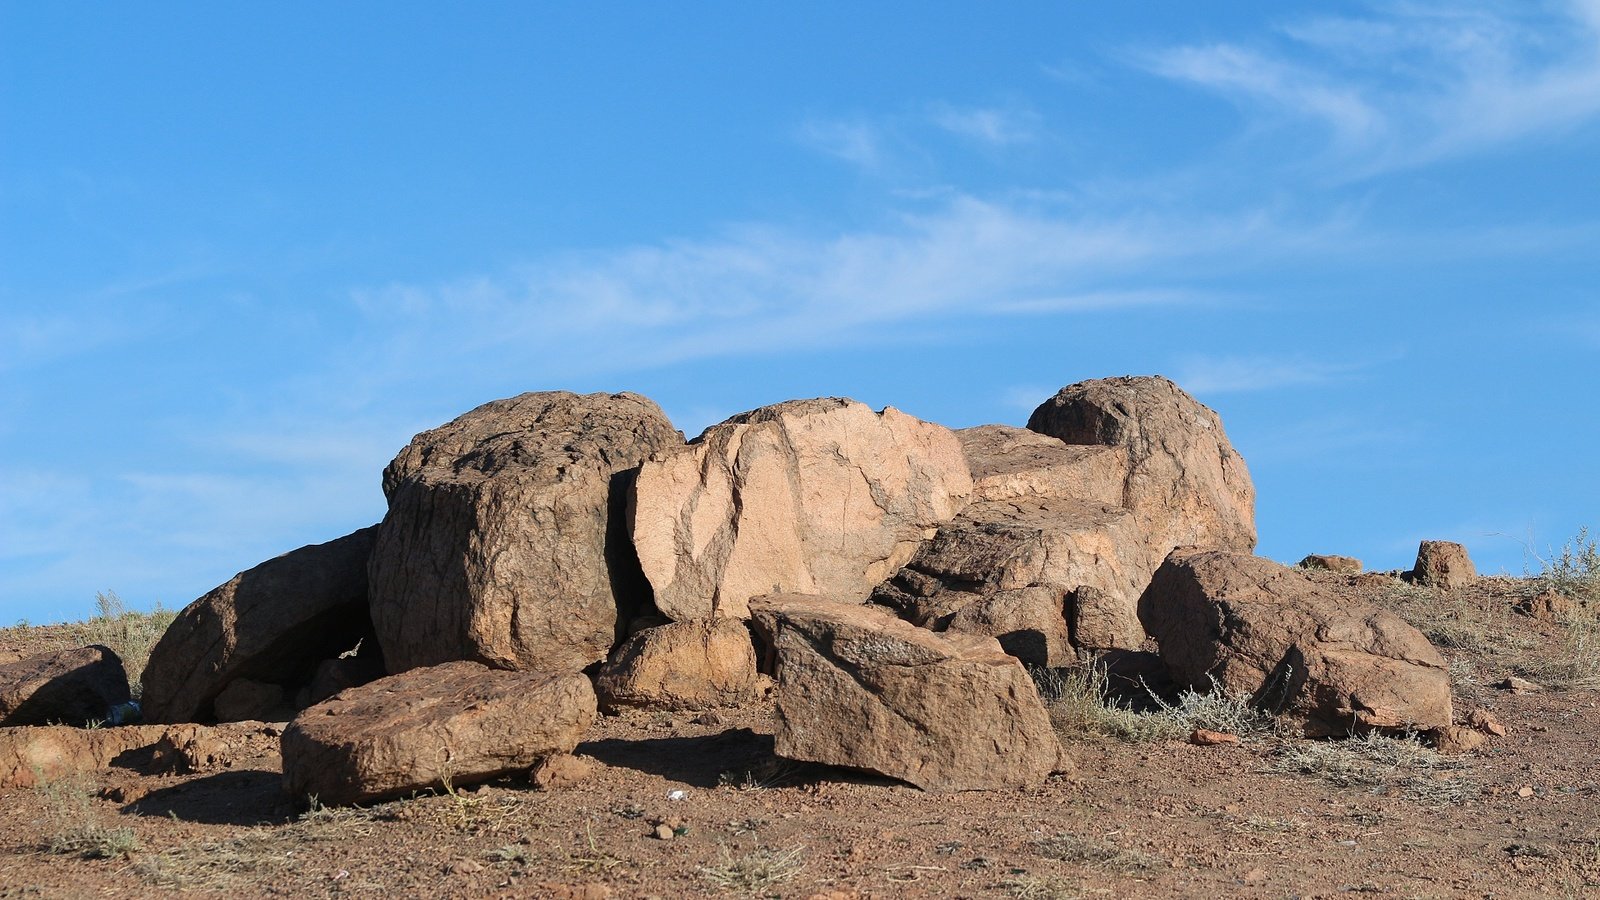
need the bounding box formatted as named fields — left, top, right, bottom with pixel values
left=1411, top=541, right=1476, bottom=590
left=956, top=425, right=1125, bottom=506
left=941, top=585, right=1074, bottom=667
left=369, top=392, right=681, bottom=674
left=1299, top=554, right=1362, bottom=575
left=1027, top=376, right=1256, bottom=554
left=630, top=399, right=972, bottom=621
left=0, top=722, right=281, bottom=789
left=595, top=619, right=762, bottom=711
left=750, top=594, right=1066, bottom=791
left=1140, top=550, right=1452, bottom=737
left=872, top=497, right=1156, bottom=652
left=281, top=661, right=595, bottom=805
left=0, top=646, right=130, bottom=727
left=141, top=526, right=378, bottom=724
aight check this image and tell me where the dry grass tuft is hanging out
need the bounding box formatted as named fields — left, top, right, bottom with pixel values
left=1033, top=831, right=1166, bottom=872
left=698, top=844, right=804, bottom=892
left=35, top=776, right=140, bottom=859
left=1271, top=732, right=1478, bottom=805
left=1033, top=665, right=1275, bottom=743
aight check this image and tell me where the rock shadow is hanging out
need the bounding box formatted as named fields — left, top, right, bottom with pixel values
left=581, top=727, right=772, bottom=788
left=123, top=769, right=292, bottom=826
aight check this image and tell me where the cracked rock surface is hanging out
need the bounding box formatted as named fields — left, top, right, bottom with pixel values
left=630, top=399, right=972, bottom=621
left=750, top=593, right=1067, bottom=791
left=1140, top=549, right=1452, bottom=737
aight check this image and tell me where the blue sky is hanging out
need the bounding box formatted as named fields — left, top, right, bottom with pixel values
left=3, top=2, right=1597, bottom=624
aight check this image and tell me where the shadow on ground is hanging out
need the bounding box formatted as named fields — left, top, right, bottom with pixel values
left=123, top=770, right=292, bottom=826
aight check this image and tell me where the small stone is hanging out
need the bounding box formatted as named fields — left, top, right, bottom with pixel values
left=530, top=753, right=595, bottom=791
left=1516, top=786, right=1535, bottom=799
left=1190, top=728, right=1240, bottom=746
left=1433, top=725, right=1486, bottom=754
left=1496, top=676, right=1543, bottom=694
left=653, top=823, right=675, bottom=841
left=448, top=858, right=484, bottom=875
left=1468, top=709, right=1508, bottom=737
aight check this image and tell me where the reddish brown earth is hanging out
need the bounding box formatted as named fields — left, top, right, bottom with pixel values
left=2, top=575, right=1599, bottom=899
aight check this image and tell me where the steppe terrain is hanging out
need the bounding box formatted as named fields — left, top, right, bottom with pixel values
left=2, top=569, right=1598, bottom=899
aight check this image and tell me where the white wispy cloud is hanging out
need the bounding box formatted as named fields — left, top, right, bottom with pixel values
left=342, top=196, right=1317, bottom=391
left=927, top=104, right=1041, bottom=146
left=1134, top=0, right=1600, bottom=175
left=1173, top=353, right=1369, bottom=395
left=796, top=117, right=887, bottom=169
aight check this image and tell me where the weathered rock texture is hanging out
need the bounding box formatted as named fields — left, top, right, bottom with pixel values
left=281, top=661, right=595, bottom=805
left=1299, top=554, right=1363, bottom=575
left=0, top=724, right=168, bottom=789
left=956, top=425, right=1125, bottom=506
left=0, top=722, right=280, bottom=789
left=942, top=585, right=1073, bottom=667
left=631, top=399, right=972, bottom=621
left=595, top=619, right=761, bottom=711
left=0, top=646, right=130, bottom=727
left=872, top=497, right=1155, bottom=652
left=141, top=526, right=378, bottom=724
left=1411, top=541, right=1476, bottom=590
left=750, top=594, right=1066, bottom=791
left=1027, top=376, right=1256, bottom=554
left=212, top=678, right=286, bottom=723
left=1140, top=550, right=1452, bottom=737
left=369, top=392, right=681, bottom=673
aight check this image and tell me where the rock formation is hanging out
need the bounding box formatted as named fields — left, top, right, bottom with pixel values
left=630, top=399, right=972, bottom=621
left=1140, top=550, right=1452, bottom=737
left=281, top=661, right=595, bottom=805
left=141, top=526, right=378, bottom=724
left=750, top=594, right=1067, bottom=791
left=369, top=392, right=681, bottom=673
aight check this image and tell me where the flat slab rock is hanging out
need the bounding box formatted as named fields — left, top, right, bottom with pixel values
left=141, top=526, right=377, bottom=724
left=281, top=661, right=596, bottom=806
left=369, top=391, right=682, bottom=674
left=750, top=594, right=1067, bottom=792
left=0, top=645, right=129, bottom=728
left=0, top=721, right=281, bottom=789
left=631, top=398, right=973, bottom=621
left=956, top=424, right=1126, bottom=506
left=1140, top=550, right=1452, bottom=737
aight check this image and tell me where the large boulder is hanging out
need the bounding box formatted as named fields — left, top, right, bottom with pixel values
left=369, top=392, right=681, bottom=674
left=281, top=661, right=595, bottom=806
left=630, top=399, right=972, bottom=621
left=0, top=646, right=130, bottom=727
left=1140, top=550, right=1452, bottom=737
left=750, top=594, right=1067, bottom=791
left=957, top=425, right=1125, bottom=506
left=872, top=497, right=1157, bottom=651
left=595, top=619, right=762, bottom=711
left=1027, top=376, right=1256, bottom=554
left=140, top=526, right=378, bottom=724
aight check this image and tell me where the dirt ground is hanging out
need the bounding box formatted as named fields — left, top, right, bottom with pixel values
left=3, top=574, right=1599, bottom=899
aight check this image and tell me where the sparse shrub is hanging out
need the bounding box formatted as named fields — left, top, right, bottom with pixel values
left=76, top=590, right=175, bottom=700
left=1520, top=528, right=1600, bottom=689
left=36, top=776, right=140, bottom=859
left=1032, top=665, right=1274, bottom=742
left=1271, top=731, right=1477, bottom=804
left=698, top=845, right=804, bottom=892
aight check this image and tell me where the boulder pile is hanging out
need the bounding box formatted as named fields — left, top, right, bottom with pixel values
left=3, top=376, right=1471, bottom=801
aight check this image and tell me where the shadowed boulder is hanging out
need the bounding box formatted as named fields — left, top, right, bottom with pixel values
left=0, top=646, right=130, bottom=727
left=1140, top=550, right=1452, bottom=737
left=140, top=526, right=378, bottom=724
